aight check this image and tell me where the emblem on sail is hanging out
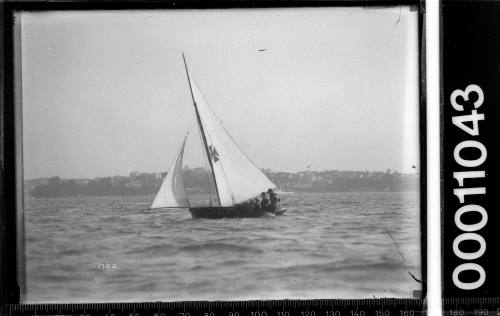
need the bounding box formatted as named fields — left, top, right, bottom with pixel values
left=208, top=145, right=219, bottom=163
left=150, top=54, right=276, bottom=210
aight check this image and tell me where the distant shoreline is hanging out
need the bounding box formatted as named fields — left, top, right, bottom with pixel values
left=25, top=168, right=419, bottom=199
left=24, top=190, right=419, bottom=200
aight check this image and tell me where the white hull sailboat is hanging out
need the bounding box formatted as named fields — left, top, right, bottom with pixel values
left=150, top=54, right=286, bottom=219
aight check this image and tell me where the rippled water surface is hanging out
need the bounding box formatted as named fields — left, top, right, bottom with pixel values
left=24, top=192, right=421, bottom=302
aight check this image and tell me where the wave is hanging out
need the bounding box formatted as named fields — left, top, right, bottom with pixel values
left=126, top=243, right=177, bottom=255
left=252, top=236, right=298, bottom=243
left=264, top=260, right=407, bottom=276
left=179, top=242, right=263, bottom=254
left=58, top=248, right=85, bottom=256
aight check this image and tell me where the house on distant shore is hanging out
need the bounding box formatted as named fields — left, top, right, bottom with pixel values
left=74, top=179, right=90, bottom=186
left=124, top=181, right=143, bottom=189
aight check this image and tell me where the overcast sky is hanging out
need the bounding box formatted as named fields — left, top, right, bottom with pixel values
left=18, top=7, right=419, bottom=179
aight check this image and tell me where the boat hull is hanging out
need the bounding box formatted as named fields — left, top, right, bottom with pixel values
left=189, top=205, right=285, bottom=219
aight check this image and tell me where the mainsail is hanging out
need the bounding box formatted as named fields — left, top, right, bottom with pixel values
left=150, top=137, right=190, bottom=209
left=183, top=55, right=276, bottom=207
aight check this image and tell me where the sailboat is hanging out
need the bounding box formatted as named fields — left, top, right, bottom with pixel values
left=150, top=54, right=286, bottom=219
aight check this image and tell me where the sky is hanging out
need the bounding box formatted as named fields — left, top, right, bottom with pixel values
left=18, top=7, right=420, bottom=179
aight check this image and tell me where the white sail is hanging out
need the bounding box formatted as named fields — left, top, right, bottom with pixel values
left=185, top=63, right=276, bottom=207
left=150, top=137, right=190, bottom=209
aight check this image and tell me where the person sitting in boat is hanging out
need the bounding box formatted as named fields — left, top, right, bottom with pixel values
left=268, top=188, right=280, bottom=213
left=260, top=192, right=270, bottom=210
left=253, top=197, right=261, bottom=210
left=245, top=198, right=256, bottom=210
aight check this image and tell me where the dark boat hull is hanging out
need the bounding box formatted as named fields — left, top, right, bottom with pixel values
left=189, top=205, right=286, bottom=219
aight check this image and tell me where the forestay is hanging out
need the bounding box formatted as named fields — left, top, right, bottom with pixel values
left=185, top=65, right=276, bottom=207
left=150, top=137, right=190, bottom=209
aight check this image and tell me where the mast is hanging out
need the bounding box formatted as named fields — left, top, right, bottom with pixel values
left=182, top=53, right=221, bottom=206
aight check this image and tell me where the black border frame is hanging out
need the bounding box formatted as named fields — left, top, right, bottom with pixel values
left=0, top=0, right=426, bottom=306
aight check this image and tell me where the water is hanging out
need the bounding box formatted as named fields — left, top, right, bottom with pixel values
left=23, top=192, right=421, bottom=302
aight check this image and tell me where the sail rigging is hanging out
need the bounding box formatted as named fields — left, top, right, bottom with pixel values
left=195, top=114, right=218, bottom=206
left=182, top=54, right=276, bottom=207
left=150, top=136, right=190, bottom=209
left=182, top=54, right=221, bottom=206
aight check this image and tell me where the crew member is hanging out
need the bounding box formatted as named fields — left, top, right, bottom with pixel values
left=260, top=192, right=270, bottom=210
left=247, top=198, right=256, bottom=210
left=253, top=197, right=261, bottom=210
left=268, top=188, right=280, bottom=214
